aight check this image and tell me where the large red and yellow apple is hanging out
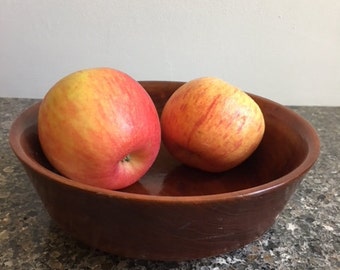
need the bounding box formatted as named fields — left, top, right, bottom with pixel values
left=160, top=77, right=265, bottom=172
left=38, top=68, right=161, bottom=190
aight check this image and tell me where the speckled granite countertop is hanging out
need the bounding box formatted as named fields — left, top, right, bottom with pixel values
left=0, top=97, right=339, bottom=269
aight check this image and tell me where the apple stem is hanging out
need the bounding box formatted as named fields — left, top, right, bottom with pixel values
left=121, top=155, right=130, bottom=163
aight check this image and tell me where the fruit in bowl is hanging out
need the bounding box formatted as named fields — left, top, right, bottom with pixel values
left=10, top=81, right=320, bottom=261
left=161, top=77, right=265, bottom=172
left=38, top=68, right=161, bottom=190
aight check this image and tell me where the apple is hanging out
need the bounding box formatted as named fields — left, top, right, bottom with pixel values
left=160, top=77, right=265, bottom=172
left=38, top=68, right=161, bottom=190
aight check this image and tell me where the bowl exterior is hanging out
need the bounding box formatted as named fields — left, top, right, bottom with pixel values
left=21, top=162, right=302, bottom=261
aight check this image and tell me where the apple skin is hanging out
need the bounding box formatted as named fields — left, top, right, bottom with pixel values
left=160, top=77, right=265, bottom=172
left=38, top=68, right=161, bottom=190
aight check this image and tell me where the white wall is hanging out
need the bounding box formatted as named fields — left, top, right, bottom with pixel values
left=1, top=0, right=339, bottom=105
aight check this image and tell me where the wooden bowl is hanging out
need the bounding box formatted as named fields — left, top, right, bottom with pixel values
left=9, top=81, right=320, bottom=261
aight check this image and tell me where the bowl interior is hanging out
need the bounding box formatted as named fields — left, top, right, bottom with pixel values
left=14, top=81, right=319, bottom=197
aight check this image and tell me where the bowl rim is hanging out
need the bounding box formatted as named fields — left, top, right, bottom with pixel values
left=9, top=84, right=320, bottom=204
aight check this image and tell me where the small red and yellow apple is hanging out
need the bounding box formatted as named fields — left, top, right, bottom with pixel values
left=38, top=68, right=161, bottom=190
left=160, top=77, right=265, bottom=172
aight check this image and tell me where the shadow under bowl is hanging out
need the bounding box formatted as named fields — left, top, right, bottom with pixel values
left=9, top=81, right=320, bottom=261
